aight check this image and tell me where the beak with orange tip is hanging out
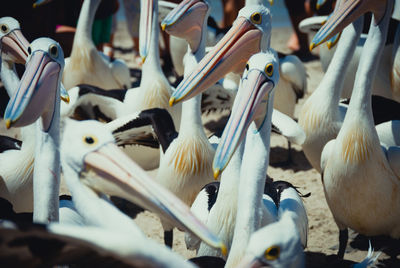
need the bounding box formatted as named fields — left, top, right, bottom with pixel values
left=169, top=16, right=263, bottom=105
left=139, top=0, right=155, bottom=63
left=82, top=142, right=227, bottom=254
left=213, top=64, right=276, bottom=176
left=0, top=28, right=29, bottom=64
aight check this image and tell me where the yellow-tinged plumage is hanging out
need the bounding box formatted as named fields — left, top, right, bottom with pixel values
left=170, top=135, right=213, bottom=179
left=139, top=78, right=171, bottom=110
left=341, top=127, right=373, bottom=163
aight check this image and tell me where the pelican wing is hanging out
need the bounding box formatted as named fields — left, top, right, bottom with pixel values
left=0, top=135, right=22, bottom=153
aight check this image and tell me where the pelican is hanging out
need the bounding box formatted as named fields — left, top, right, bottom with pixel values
left=169, top=4, right=307, bottom=121
left=150, top=0, right=216, bottom=246
left=62, top=0, right=130, bottom=90
left=312, top=0, right=400, bottom=258
left=0, top=220, right=197, bottom=268
left=60, top=0, right=181, bottom=170
left=207, top=51, right=307, bottom=267
left=236, top=182, right=307, bottom=268
left=0, top=17, right=29, bottom=96
left=2, top=36, right=226, bottom=251
left=4, top=38, right=64, bottom=223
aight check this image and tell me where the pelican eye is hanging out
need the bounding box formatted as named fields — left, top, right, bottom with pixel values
left=83, top=135, right=98, bottom=146
left=265, top=63, right=273, bottom=77
left=49, top=44, right=58, bottom=57
left=245, top=63, right=249, bottom=71
left=264, top=246, right=280, bottom=261
left=250, top=12, right=262, bottom=24
left=27, top=46, right=31, bottom=55
left=0, top=24, right=9, bottom=33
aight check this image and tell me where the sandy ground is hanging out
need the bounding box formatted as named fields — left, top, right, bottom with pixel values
left=1, top=20, right=400, bottom=267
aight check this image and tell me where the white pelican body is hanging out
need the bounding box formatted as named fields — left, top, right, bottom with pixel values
left=315, top=0, right=400, bottom=257
left=206, top=51, right=307, bottom=267
left=62, top=0, right=130, bottom=90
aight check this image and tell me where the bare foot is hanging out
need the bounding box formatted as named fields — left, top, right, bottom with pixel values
left=287, top=33, right=301, bottom=51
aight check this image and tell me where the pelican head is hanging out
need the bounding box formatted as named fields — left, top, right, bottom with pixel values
left=161, top=0, right=210, bottom=52
left=60, top=118, right=227, bottom=254
left=310, top=0, right=388, bottom=49
left=169, top=5, right=272, bottom=105
left=236, top=215, right=304, bottom=268
left=4, top=38, right=64, bottom=130
left=213, top=50, right=279, bottom=177
left=0, top=17, right=29, bottom=64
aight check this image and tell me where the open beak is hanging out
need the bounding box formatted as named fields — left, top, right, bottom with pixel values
left=84, top=143, right=227, bottom=254
left=1, top=29, right=29, bottom=64
left=169, top=17, right=262, bottom=105
left=310, top=0, right=365, bottom=49
left=161, top=0, right=208, bottom=49
left=4, top=50, right=60, bottom=129
left=139, top=0, right=154, bottom=63
left=213, top=69, right=274, bottom=178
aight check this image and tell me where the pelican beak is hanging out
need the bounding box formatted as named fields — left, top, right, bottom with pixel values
left=326, top=31, right=341, bottom=49
left=60, top=83, right=70, bottom=103
left=4, top=50, right=60, bottom=130
left=83, top=143, right=226, bottom=252
left=1, top=29, right=29, bottom=64
left=161, top=0, right=208, bottom=49
left=33, top=0, right=53, bottom=8
left=139, top=0, right=155, bottom=62
left=315, top=0, right=327, bottom=10
left=310, top=0, right=365, bottom=49
left=268, top=0, right=274, bottom=5
left=236, top=256, right=264, bottom=268
left=169, top=16, right=262, bottom=105
left=213, top=69, right=274, bottom=175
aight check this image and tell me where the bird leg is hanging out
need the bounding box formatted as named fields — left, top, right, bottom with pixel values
left=164, top=230, right=173, bottom=248
left=337, top=228, right=348, bottom=259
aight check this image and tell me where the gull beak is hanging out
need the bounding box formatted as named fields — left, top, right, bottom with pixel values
left=83, top=143, right=226, bottom=252
left=213, top=69, right=274, bottom=175
left=310, top=0, right=366, bottom=49
left=169, top=16, right=262, bottom=105
left=4, top=50, right=60, bottom=130
left=139, top=0, right=155, bottom=63
left=161, top=0, right=208, bottom=50
left=1, top=29, right=29, bottom=64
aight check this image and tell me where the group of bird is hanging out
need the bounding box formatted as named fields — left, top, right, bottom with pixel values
left=0, top=0, right=399, bottom=267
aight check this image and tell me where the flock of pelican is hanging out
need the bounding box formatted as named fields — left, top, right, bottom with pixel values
left=0, top=0, right=399, bottom=266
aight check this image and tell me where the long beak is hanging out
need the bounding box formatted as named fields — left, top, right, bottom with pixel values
left=161, top=0, right=200, bottom=30
left=310, top=0, right=364, bottom=49
left=213, top=70, right=274, bottom=177
left=4, top=51, right=60, bottom=129
left=139, top=0, right=154, bottom=63
left=169, top=17, right=262, bottom=105
left=84, top=143, right=227, bottom=254
left=1, top=29, right=29, bottom=64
